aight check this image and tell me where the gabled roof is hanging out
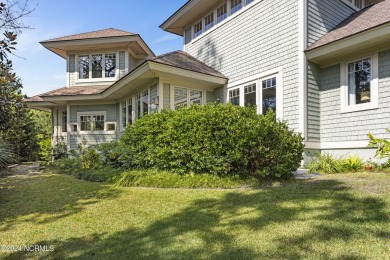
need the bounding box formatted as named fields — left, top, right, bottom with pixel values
left=148, top=50, right=227, bottom=78
left=307, top=0, right=390, bottom=51
left=41, top=28, right=136, bottom=43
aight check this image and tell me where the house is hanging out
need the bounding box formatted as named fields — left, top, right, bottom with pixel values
left=26, top=0, right=390, bottom=162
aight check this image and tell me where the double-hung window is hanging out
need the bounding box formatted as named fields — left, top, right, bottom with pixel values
left=78, top=53, right=117, bottom=80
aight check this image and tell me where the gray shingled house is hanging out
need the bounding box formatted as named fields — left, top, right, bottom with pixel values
left=26, top=0, right=390, bottom=162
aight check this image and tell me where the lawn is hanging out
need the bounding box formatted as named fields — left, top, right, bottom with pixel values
left=0, top=172, right=389, bottom=259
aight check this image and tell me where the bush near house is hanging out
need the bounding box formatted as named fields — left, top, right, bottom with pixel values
left=368, top=130, right=390, bottom=167
left=119, top=103, right=304, bottom=179
left=0, top=141, right=13, bottom=172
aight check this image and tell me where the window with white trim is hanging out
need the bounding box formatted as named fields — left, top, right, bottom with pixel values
left=229, top=88, right=240, bottom=106
left=216, top=3, right=228, bottom=24
left=78, top=53, right=116, bottom=80
left=193, top=20, right=203, bottom=38
left=262, top=76, right=277, bottom=114
left=62, top=111, right=67, bottom=133
left=121, top=99, right=133, bottom=130
left=80, top=115, right=105, bottom=131
left=204, top=12, right=215, bottom=31
left=135, top=90, right=149, bottom=119
left=347, top=58, right=371, bottom=106
left=230, top=0, right=243, bottom=14
left=244, top=83, right=256, bottom=106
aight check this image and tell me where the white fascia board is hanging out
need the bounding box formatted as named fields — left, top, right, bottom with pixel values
left=148, top=62, right=227, bottom=85
left=160, top=0, right=200, bottom=31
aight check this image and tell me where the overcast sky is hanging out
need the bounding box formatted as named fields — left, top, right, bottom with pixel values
left=12, top=0, right=185, bottom=97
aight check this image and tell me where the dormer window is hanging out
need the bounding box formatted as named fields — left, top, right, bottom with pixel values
left=78, top=52, right=117, bottom=80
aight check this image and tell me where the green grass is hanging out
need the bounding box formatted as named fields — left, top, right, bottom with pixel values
left=0, top=172, right=389, bottom=259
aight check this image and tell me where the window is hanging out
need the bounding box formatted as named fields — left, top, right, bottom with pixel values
left=229, top=89, right=240, bottom=105
left=106, top=123, right=116, bottom=131
left=343, top=0, right=372, bottom=9
left=173, top=87, right=204, bottom=109
left=231, top=0, right=243, bottom=14
left=193, top=20, right=203, bottom=38
left=121, top=101, right=127, bottom=129
left=78, top=53, right=116, bottom=80
left=244, top=83, right=256, bottom=106
left=62, top=111, right=67, bottom=133
left=127, top=99, right=133, bottom=125
left=80, top=115, right=105, bottom=131
left=262, top=77, right=277, bottom=114
left=348, top=58, right=371, bottom=106
left=174, top=87, right=188, bottom=109
left=246, top=0, right=254, bottom=4
left=136, top=90, right=149, bottom=119
left=217, top=3, right=228, bottom=23
left=204, top=12, right=214, bottom=31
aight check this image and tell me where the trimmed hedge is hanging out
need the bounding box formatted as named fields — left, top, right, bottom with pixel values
left=119, top=103, right=303, bottom=179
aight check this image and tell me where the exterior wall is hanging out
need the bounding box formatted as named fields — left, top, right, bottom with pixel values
left=307, top=0, right=355, bottom=46
left=206, top=86, right=224, bottom=103
left=185, top=0, right=300, bottom=131
left=163, top=83, right=170, bottom=109
left=307, top=62, right=321, bottom=142
left=69, top=104, right=117, bottom=150
left=319, top=49, right=390, bottom=143
left=129, top=55, right=144, bottom=72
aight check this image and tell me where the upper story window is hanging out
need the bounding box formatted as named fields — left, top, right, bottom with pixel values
left=343, top=0, right=372, bottom=9
left=216, top=3, right=228, bottom=24
left=204, top=12, right=215, bottom=32
left=186, top=0, right=256, bottom=41
left=78, top=53, right=116, bottom=80
left=230, top=0, right=243, bottom=15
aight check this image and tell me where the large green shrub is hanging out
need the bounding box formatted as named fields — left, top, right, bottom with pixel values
left=119, top=103, right=304, bottom=179
left=0, top=141, right=13, bottom=170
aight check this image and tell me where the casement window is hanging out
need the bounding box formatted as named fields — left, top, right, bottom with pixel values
left=341, top=54, right=378, bottom=113
left=230, top=0, right=243, bottom=15
left=173, top=87, right=204, bottom=109
left=193, top=20, right=203, bottom=38
left=80, top=115, right=105, bottom=131
left=229, top=88, right=240, bottom=106
left=62, top=111, right=67, bottom=133
left=262, top=76, right=277, bottom=114
left=244, top=83, right=256, bottom=106
left=135, top=90, right=149, bottom=119
left=78, top=53, right=117, bottom=80
left=227, top=69, right=283, bottom=118
left=204, top=12, right=214, bottom=31
left=216, top=3, right=228, bottom=24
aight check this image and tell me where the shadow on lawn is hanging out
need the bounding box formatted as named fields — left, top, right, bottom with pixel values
left=0, top=174, right=121, bottom=231
left=4, top=178, right=390, bottom=259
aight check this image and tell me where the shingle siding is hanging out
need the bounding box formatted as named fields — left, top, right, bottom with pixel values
left=319, top=50, right=390, bottom=142
left=185, top=0, right=300, bottom=130
left=307, top=0, right=355, bottom=46
left=68, top=54, right=75, bottom=86
left=69, top=104, right=117, bottom=150
left=119, top=51, right=126, bottom=78
left=163, top=83, right=170, bottom=109
left=307, top=61, right=321, bottom=142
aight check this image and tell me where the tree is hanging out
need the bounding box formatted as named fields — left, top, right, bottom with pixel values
left=0, top=0, right=37, bottom=162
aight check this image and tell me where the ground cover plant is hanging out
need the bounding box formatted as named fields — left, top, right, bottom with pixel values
left=0, top=171, right=389, bottom=259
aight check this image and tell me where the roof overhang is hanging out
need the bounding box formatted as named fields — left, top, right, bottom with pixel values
left=160, top=0, right=222, bottom=35
left=24, top=101, right=55, bottom=112
left=306, top=22, right=390, bottom=65
left=41, top=35, right=155, bottom=59
left=103, top=60, right=227, bottom=100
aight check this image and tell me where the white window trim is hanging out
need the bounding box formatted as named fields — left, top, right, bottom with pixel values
left=340, top=53, right=379, bottom=114
left=77, top=111, right=107, bottom=134
left=75, top=52, right=120, bottom=83
left=226, top=68, right=284, bottom=120
left=120, top=98, right=136, bottom=132
left=105, top=122, right=117, bottom=133
left=189, top=0, right=258, bottom=43
left=60, top=110, right=67, bottom=136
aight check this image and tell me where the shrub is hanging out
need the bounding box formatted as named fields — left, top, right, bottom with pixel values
left=0, top=141, right=13, bottom=170
left=119, top=103, right=304, bottom=179
left=52, top=141, right=68, bottom=160
left=343, top=154, right=364, bottom=172
left=308, top=153, right=345, bottom=174
left=96, top=141, right=122, bottom=168
left=368, top=130, right=390, bottom=167
left=38, top=137, right=52, bottom=161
